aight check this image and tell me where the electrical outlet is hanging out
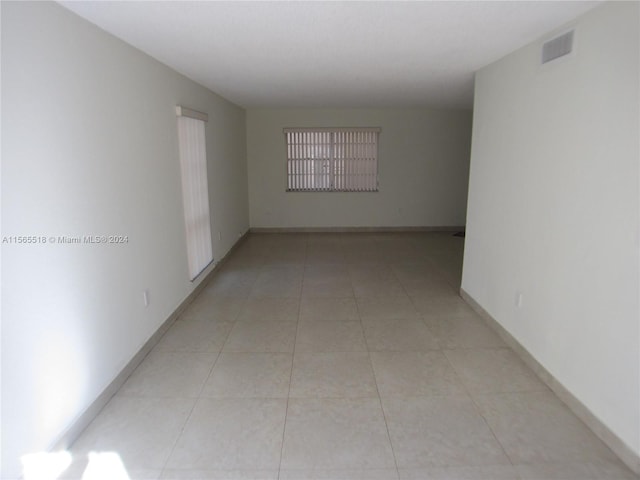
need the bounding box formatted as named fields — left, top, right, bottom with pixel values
left=218, top=231, right=222, bottom=241
left=143, top=290, right=150, bottom=308
left=515, top=291, right=523, bottom=308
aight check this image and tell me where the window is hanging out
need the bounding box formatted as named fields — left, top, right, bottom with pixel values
left=284, top=127, right=380, bottom=192
left=176, top=106, right=213, bottom=280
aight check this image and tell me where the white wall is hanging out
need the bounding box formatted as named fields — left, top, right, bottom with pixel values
left=247, top=108, right=471, bottom=228
left=463, top=0, right=639, bottom=461
left=1, top=3, right=248, bottom=478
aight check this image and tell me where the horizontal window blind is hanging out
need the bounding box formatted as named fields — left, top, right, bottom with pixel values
left=177, top=108, right=213, bottom=280
left=284, top=128, right=380, bottom=192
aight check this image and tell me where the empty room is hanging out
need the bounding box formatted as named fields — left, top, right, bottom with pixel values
left=1, top=1, right=639, bottom=480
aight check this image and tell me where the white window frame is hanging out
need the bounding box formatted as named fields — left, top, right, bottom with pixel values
left=176, top=106, right=213, bottom=281
left=284, top=127, right=380, bottom=192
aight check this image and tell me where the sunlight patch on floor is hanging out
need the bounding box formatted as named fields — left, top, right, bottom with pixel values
left=22, top=451, right=130, bottom=480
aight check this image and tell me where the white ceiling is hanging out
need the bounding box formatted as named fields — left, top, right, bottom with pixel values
left=60, top=1, right=600, bottom=109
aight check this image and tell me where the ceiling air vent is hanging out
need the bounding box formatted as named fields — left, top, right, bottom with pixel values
left=542, top=30, right=574, bottom=64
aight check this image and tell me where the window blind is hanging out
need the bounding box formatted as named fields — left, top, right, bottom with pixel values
left=176, top=107, right=213, bottom=280
left=284, top=128, right=380, bottom=192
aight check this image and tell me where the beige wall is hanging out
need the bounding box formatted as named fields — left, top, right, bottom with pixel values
left=247, top=108, right=472, bottom=229
left=463, top=1, right=639, bottom=461
left=1, top=3, right=248, bottom=478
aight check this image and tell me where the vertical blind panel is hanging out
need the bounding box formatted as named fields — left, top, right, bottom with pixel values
left=177, top=116, right=213, bottom=280
left=285, top=128, right=378, bottom=192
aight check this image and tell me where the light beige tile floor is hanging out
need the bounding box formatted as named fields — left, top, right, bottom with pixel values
left=63, top=233, right=639, bottom=480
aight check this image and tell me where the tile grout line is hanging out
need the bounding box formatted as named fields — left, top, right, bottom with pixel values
left=403, top=235, right=516, bottom=473
left=440, top=348, right=519, bottom=472
left=378, top=236, right=516, bottom=476
left=362, top=298, right=402, bottom=479
left=157, top=278, right=249, bottom=478
left=72, top=233, right=634, bottom=479
left=156, top=361, right=215, bottom=478
left=276, top=236, right=306, bottom=480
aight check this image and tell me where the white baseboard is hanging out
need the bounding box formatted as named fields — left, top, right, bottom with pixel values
left=249, top=226, right=465, bottom=234
left=460, top=288, right=640, bottom=476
